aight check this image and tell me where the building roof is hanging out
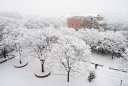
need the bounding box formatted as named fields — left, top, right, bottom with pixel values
left=68, top=16, right=85, bottom=19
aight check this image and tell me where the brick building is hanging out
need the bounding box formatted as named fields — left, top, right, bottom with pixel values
left=97, top=15, right=104, bottom=21
left=67, top=16, right=84, bottom=30
left=67, top=15, right=104, bottom=30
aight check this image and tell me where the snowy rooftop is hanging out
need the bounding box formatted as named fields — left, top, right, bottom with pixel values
left=66, top=14, right=100, bottom=19
left=68, top=16, right=85, bottom=19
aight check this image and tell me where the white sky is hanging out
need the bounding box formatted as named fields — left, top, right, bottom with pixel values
left=0, top=0, right=128, bottom=16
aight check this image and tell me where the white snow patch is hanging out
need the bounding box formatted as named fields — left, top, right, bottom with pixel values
left=35, top=68, right=50, bottom=77
left=13, top=60, right=27, bottom=67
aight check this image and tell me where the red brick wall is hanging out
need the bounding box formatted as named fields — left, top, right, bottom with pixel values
left=67, top=18, right=83, bottom=30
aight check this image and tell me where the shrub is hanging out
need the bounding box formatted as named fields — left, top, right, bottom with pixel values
left=88, top=71, right=96, bottom=82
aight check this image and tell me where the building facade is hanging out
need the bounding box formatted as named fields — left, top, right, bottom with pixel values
left=67, top=16, right=83, bottom=30
left=67, top=15, right=104, bottom=30
left=97, top=15, right=104, bottom=21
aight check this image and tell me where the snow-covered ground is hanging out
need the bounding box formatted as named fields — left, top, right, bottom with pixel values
left=92, top=51, right=117, bottom=68
left=0, top=52, right=128, bottom=86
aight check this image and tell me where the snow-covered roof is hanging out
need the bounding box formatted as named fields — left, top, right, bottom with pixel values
left=66, top=14, right=100, bottom=19
left=68, top=16, right=84, bottom=19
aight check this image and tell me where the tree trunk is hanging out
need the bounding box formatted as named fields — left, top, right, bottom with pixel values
left=41, top=60, right=45, bottom=72
left=42, top=63, right=44, bottom=72
left=2, top=49, right=7, bottom=58
left=3, top=53, right=6, bottom=58
left=112, top=53, right=114, bottom=59
left=19, top=60, right=22, bottom=64
left=67, top=72, right=70, bottom=82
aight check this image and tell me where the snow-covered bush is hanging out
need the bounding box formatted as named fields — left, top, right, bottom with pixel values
left=88, top=71, right=96, bottom=82
left=50, top=35, right=92, bottom=82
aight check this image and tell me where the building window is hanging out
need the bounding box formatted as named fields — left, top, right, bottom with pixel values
left=72, top=24, right=74, bottom=27
left=76, top=24, right=78, bottom=27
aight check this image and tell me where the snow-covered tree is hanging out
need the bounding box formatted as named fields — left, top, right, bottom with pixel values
left=105, top=14, right=128, bottom=32
left=26, top=28, right=60, bottom=72
left=1, top=26, right=28, bottom=63
left=78, top=28, right=101, bottom=50
left=23, top=16, right=67, bottom=29
left=0, top=12, right=21, bottom=31
left=50, top=35, right=92, bottom=82
left=115, top=49, right=128, bottom=71
left=0, top=12, right=22, bottom=56
left=96, top=32, right=127, bottom=59
left=13, top=32, right=28, bottom=64
left=0, top=12, right=31, bottom=65
left=58, top=27, right=83, bottom=39
left=107, top=21, right=124, bottom=32
left=82, top=16, right=99, bottom=29
left=0, top=12, right=22, bottom=19
left=98, top=21, right=107, bottom=31
left=121, top=31, right=128, bottom=47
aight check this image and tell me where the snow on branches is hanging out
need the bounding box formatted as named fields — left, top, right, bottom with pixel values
left=2, top=27, right=29, bottom=63
left=96, top=31, right=127, bottom=58
left=78, top=28, right=127, bottom=58
left=115, top=49, right=128, bottom=71
left=25, top=27, right=62, bottom=72
left=78, top=28, right=100, bottom=49
left=23, top=16, right=67, bottom=29
left=82, top=16, right=99, bottom=29
left=50, top=35, right=92, bottom=82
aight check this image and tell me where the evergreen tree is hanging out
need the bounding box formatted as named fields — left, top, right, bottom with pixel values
left=82, top=16, right=99, bottom=29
